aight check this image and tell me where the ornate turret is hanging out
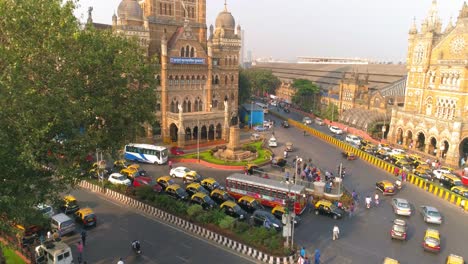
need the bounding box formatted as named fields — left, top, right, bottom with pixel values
left=409, top=17, right=418, bottom=34
left=424, top=0, right=442, bottom=33
left=214, top=1, right=236, bottom=38
left=458, top=1, right=468, bottom=21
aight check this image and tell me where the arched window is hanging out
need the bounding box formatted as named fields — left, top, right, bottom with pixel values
left=231, top=92, right=235, bottom=101
left=425, top=97, right=433, bottom=116
left=190, top=47, right=195, bottom=57
left=169, top=75, right=173, bottom=85
left=185, top=45, right=190, bottom=57
left=175, top=76, right=179, bottom=85
left=233, top=57, right=237, bottom=65
left=194, top=99, right=199, bottom=112
left=228, top=57, right=232, bottom=66
left=180, top=76, right=185, bottom=86
left=180, top=47, right=185, bottom=57
left=168, top=4, right=172, bottom=15
left=170, top=101, right=175, bottom=113
left=159, top=3, right=163, bottom=15
left=187, top=100, right=192, bottom=112
left=215, top=75, right=219, bottom=85
left=230, top=75, right=234, bottom=84
left=224, top=57, right=228, bottom=66
left=164, top=4, right=167, bottom=15
left=198, top=98, right=203, bottom=111
left=224, top=75, right=228, bottom=85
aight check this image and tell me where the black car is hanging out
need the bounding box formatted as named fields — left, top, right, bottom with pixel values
left=283, top=108, right=290, bottom=113
left=250, top=210, right=282, bottom=231
left=413, top=169, right=435, bottom=181
left=238, top=196, right=265, bottom=214
left=165, top=185, right=189, bottom=201
left=281, top=121, right=290, bottom=128
left=210, top=189, right=235, bottom=205
left=220, top=201, right=247, bottom=220
left=190, top=193, right=216, bottom=210
left=314, top=201, right=344, bottom=219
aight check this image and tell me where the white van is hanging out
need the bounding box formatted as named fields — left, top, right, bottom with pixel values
left=268, top=136, right=278, bottom=147
left=345, top=135, right=361, bottom=146
left=35, top=241, right=73, bottom=264
left=51, top=213, right=75, bottom=236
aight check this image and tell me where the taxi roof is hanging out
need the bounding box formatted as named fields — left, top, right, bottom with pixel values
left=191, top=192, right=208, bottom=199
left=77, top=207, right=94, bottom=215
left=442, top=174, right=461, bottom=181
left=201, top=177, right=217, bottom=184
left=272, top=205, right=285, bottom=212
left=221, top=201, right=237, bottom=207
left=166, top=184, right=181, bottom=190
left=127, top=164, right=140, bottom=169
left=211, top=189, right=227, bottom=195
left=383, top=257, right=399, bottom=264
left=239, top=196, right=257, bottom=202
left=425, top=228, right=440, bottom=239
left=185, top=170, right=198, bottom=176
left=187, top=182, right=202, bottom=188
left=316, top=199, right=333, bottom=206
left=447, top=254, right=464, bottom=264
left=64, top=195, right=76, bottom=202
left=451, top=186, right=468, bottom=191
left=157, top=175, right=172, bottom=181
left=380, top=180, right=394, bottom=186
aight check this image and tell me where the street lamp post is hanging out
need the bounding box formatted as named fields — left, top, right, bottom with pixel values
left=197, top=87, right=207, bottom=162
left=294, top=156, right=302, bottom=184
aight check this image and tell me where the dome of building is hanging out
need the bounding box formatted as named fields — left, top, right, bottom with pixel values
left=215, top=8, right=235, bottom=29
left=117, top=0, right=143, bottom=21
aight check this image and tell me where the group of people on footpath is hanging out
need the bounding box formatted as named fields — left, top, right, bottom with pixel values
left=298, top=247, right=321, bottom=264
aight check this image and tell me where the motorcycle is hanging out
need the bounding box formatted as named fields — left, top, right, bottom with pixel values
left=131, top=240, right=141, bottom=254
left=394, top=180, right=402, bottom=190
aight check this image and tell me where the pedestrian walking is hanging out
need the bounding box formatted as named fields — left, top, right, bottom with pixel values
left=314, top=249, right=321, bottom=264
left=168, top=160, right=173, bottom=171
left=332, top=225, right=340, bottom=240
left=374, top=193, right=379, bottom=206
left=285, top=171, right=290, bottom=182
left=77, top=241, right=83, bottom=262
left=297, top=256, right=305, bottom=264
left=300, top=246, right=306, bottom=258
left=304, top=256, right=311, bottom=264
left=81, top=230, right=87, bottom=246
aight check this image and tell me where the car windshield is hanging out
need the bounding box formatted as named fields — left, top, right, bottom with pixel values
left=40, top=206, right=52, bottom=214
left=212, top=182, right=220, bottom=188
left=203, top=196, right=213, bottom=203
left=116, top=175, right=126, bottom=181
left=233, top=204, right=242, bottom=212
left=398, top=202, right=409, bottom=208
left=223, top=194, right=234, bottom=201
left=425, top=237, right=440, bottom=245
left=453, top=180, right=462, bottom=186
left=427, top=210, right=440, bottom=217
left=175, top=188, right=186, bottom=196
left=251, top=200, right=261, bottom=207
left=393, top=224, right=405, bottom=232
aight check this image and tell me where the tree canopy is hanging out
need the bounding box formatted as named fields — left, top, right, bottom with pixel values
left=239, top=68, right=280, bottom=97
left=238, top=68, right=252, bottom=104
left=0, top=0, right=158, bottom=229
left=291, top=79, right=321, bottom=113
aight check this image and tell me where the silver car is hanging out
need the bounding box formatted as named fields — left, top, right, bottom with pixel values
left=392, top=198, right=412, bottom=216
left=420, top=206, right=442, bottom=224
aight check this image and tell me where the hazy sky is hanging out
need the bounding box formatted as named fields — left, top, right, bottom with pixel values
left=74, top=0, right=465, bottom=62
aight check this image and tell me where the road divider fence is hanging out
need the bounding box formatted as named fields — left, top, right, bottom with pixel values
left=78, top=180, right=296, bottom=264
left=280, top=117, right=468, bottom=212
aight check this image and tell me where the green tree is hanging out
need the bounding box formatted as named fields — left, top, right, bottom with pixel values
left=238, top=68, right=252, bottom=104
left=291, top=79, right=320, bottom=112
left=242, top=69, right=280, bottom=96
left=321, top=104, right=339, bottom=121
left=0, top=0, right=158, bottom=230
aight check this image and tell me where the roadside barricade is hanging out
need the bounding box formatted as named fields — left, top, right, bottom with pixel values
left=284, top=116, right=468, bottom=212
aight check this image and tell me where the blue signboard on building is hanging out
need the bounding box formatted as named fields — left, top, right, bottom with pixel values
left=170, top=57, right=205, bottom=65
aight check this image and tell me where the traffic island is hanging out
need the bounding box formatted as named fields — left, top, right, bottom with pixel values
left=80, top=180, right=297, bottom=263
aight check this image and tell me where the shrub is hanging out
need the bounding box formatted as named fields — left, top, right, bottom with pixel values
left=232, top=221, right=250, bottom=234
left=135, top=186, right=154, bottom=201
left=187, top=204, right=203, bottom=218
left=195, top=211, right=211, bottom=224
left=218, top=216, right=235, bottom=229
left=153, top=195, right=174, bottom=210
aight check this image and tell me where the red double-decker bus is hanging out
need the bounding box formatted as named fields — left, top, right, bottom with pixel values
left=225, top=173, right=308, bottom=215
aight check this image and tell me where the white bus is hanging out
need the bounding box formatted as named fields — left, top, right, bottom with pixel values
left=255, top=102, right=269, bottom=113
left=124, top=144, right=169, bottom=165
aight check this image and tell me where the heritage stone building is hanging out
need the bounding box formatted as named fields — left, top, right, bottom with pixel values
left=388, top=1, right=468, bottom=167
left=114, top=0, right=241, bottom=146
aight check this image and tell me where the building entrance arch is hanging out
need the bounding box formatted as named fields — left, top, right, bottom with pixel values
left=460, top=137, right=468, bottom=167
left=185, top=127, right=192, bottom=141
left=416, top=132, right=426, bottom=152
left=208, top=125, right=215, bottom=140
left=406, top=130, right=413, bottom=148
left=429, top=137, right=437, bottom=156
left=216, top=124, right=222, bottom=139
left=396, top=128, right=403, bottom=145
left=169, top=123, right=178, bottom=142
left=201, top=125, right=207, bottom=140
left=441, top=140, right=449, bottom=160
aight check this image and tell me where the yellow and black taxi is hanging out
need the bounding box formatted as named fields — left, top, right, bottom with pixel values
left=183, top=170, right=203, bottom=183
left=89, top=160, right=108, bottom=178
left=190, top=192, right=216, bottom=210
left=220, top=201, right=247, bottom=220
left=376, top=180, right=396, bottom=195
left=185, top=182, right=209, bottom=197
left=60, top=195, right=80, bottom=214
left=238, top=196, right=264, bottom=214
left=113, top=159, right=129, bottom=171
left=446, top=254, right=464, bottom=264
left=383, top=257, right=400, bottom=264
left=360, top=139, right=372, bottom=147
left=422, top=228, right=441, bottom=253
left=314, top=199, right=344, bottom=220
left=15, top=224, right=43, bottom=247
left=271, top=205, right=300, bottom=225
left=165, top=184, right=189, bottom=201
left=210, top=189, right=235, bottom=205
left=245, top=164, right=265, bottom=175
left=121, top=164, right=147, bottom=180
left=390, top=219, right=407, bottom=240
left=157, top=175, right=175, bottom=189
left=200, top=177, right=223, bottom=192
left=440, top=166, right=455, bottom=173
left=413, top=167, right=435, bottom=181
left=439, top=174, right=462, bottom=189
left=451, top=185, right=468, bottom=198
left=342, top=151, right=357, bottom=160
left=395, top=160, right=412, bottom=171
left=74, top=207, right=97, bottom=227
left=361, top=144, right=377, bottom=154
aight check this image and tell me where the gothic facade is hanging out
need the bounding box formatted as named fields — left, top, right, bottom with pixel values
left=388, top=1, right=468, bottom=166
left=114, top=0, right=241, bottom=146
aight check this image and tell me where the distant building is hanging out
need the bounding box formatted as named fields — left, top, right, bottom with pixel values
left=388, top=1, right=468, bottom=167
left=297, top=57, right=369, bottom=65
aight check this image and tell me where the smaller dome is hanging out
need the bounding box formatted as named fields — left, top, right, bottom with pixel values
left=215, top=10, right=235, bottom=30
left=117, top=0, right=143, bottom=21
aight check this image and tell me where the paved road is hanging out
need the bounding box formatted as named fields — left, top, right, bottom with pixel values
left=264, top=109, right=468, bottom=264
left=61, top=189, right=254, bottom=264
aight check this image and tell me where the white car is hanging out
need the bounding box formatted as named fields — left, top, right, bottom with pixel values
left=108, top=173, right=131, bottom=186
left=268, top=136, right=278, bottom=147
left=388, top=148, right=406, bottom=155
left=329, top=126, right=343, bottom=135
left=170, top=166, right=191, bottom=178
left=392, top=198, right=412, bottom=216
left=432, top=169, right=451, bottom=180
left=345, top=135, right=361, bottom=146
left=36, top=204, right=55, bottom=218
left=303, top=117, right=312, bottom=125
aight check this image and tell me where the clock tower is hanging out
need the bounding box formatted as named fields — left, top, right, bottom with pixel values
left=387, top=1, right=468, bottom=167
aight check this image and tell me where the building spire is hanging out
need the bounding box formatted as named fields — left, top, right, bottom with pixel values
left=458, top=1, right=468, bottom=20
left=409, top=17, right=418, bottom=34
left=224, top=0, right=228, bottom=12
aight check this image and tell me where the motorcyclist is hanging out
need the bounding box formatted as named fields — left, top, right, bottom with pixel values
left=365, top=195, right=372, bottom=209
left=374, top=193, right=379, bottom=206
left=131, top=240, right=141, bottom=254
